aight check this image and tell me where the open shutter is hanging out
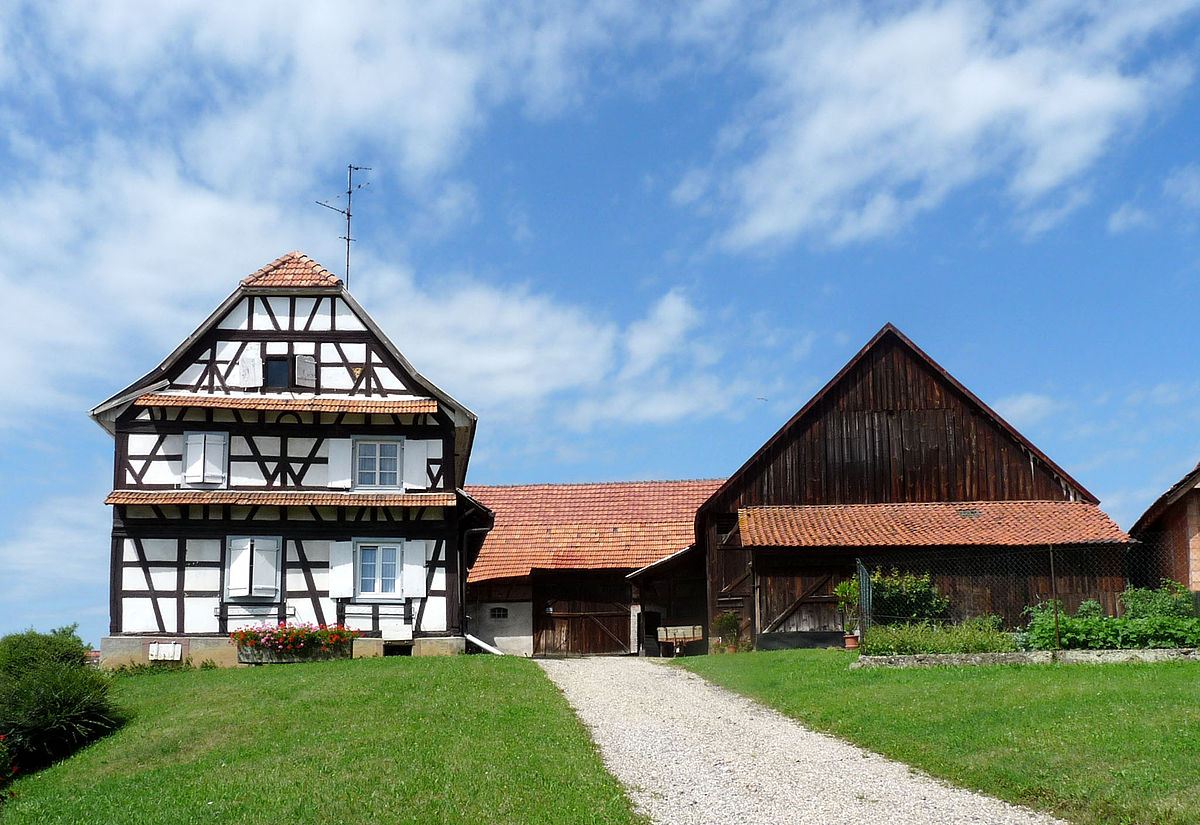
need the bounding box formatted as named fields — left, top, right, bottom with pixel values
left=329, top=541, right=354, bottom=598
left=402, top=439, right=427, bottom=491
left=327, top=439, right=352, bottom=489
left=227, top=538, right=252, bottom=598
left=237, top=353, right=263, bottom=388
left=183, top=433, right=207, bottom=484
left=295, top=355, right=317, bottom=388
left=202, top=433, right=226, bottom=484
left=402, top=540, right=428, bottom=598
left=251, top=538, right=280, bottom=598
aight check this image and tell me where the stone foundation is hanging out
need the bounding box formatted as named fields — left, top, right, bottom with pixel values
left=851, top=647, right=1200, bottom=669
left=413, top=636, right=465, bottom=656
left=100, top=635, right=239, bottom=669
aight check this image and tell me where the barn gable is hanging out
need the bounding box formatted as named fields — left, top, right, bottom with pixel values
left=703, top=323, right=1094, bottom=516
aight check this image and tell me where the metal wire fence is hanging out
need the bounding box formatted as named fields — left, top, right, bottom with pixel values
left=855, top=538, right=1181, bottom=634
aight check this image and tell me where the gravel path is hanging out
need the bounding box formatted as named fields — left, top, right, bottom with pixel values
left=538, top=657, right=1066, bottom=825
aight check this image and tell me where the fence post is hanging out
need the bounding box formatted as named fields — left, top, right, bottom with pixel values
left=1049, top=544, right=1061, bottom=650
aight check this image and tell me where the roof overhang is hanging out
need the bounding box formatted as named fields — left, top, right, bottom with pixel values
left=106, top=490, right=456, bottom=507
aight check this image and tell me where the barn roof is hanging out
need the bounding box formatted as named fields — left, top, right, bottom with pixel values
left=699, top=323, right=1100, bottom=514
left=135, top=393, right=438, bottom=414
left=1129, top=460, right=1200, bottom=535
left=465, top=479, right=724, bottom=582
left=738, top=500, right=1128, bottom=549
left=241, top=251, right=342, bottom=288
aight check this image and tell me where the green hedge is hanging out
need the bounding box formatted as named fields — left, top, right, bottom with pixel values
left=0, top=626, right=125, bottom=780
left=861, top=616, right=1018, bottom=655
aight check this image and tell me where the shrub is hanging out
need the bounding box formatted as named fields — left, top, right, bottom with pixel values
left=1119, top=580, right=1194, bottom=620
left=710, top=612, right=741, bottom=645
left=0, top=663, right=126, bottom=772
left=862, top=616, right=1018, bottom=656
left=0, top=625, right=88, bottom=677
left=1025, top=582, right=1200, bottom=651
left=869, top=569, right=950, bottom=625
left=833, top=578, right=860, bottom=632
left=0, top=732, right=15, bottom=801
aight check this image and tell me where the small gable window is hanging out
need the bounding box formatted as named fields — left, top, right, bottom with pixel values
left=264, top=356, right=290, bottom=388
left=489, top=606, right=509, bottom=621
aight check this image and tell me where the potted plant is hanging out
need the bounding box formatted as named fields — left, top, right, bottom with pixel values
left=711, top=611, right=742, bottom=654
left=834, top=578, right=860, bottom=649
left=231, top=622, right=362, bottom=664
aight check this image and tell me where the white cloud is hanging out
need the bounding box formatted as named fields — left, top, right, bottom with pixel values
left=993, top=392, right=1062, bottom=427
left=678, top=0, right=1198, bottom=249
left=1164, top=163, right=1200, bottom=208
left=1107, top=202, right=1152, bottom=232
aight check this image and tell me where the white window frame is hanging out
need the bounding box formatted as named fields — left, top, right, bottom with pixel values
left=353, top=437, right=405, bottom=489
left=355, top=540, right=405, bottom=601
left=224, top=535, right=283, bottom=602
left=182, top=431, right=228, bottom=487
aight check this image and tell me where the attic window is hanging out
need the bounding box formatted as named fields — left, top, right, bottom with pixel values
left=264, top=357, right=290, bottom=388
left=956, top=508, right=981, bottom=518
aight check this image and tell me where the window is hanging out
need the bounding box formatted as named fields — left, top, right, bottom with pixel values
left=183, top=432, right=227, bottom=486
left=358, top=543, right=400, bottom=596
left=264, top=356, right=291, bottom=388
left=226, top=537, right=281, bottom=600
left=489, top=606, right=508, bottom=621
left=356, top=439, right=402, bottom=488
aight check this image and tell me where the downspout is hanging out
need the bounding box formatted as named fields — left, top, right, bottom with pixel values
left=461, top=526, right=498, bottom=652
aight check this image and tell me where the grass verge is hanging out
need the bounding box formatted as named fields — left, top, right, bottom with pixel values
left=679, top=649, right=1200, bottom=825
left=3, top=656, right=643, bottom=825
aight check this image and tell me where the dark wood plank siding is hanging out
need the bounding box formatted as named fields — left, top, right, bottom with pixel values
left=702, top=330, right=1097, bottom=632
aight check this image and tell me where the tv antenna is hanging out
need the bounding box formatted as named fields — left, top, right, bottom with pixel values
left=316, top=164, right=371, bottom=290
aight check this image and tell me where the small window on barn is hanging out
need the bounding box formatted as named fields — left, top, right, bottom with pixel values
left=489, top=606, right=508, bottom=621
left=264, top=356, right=291, bottom=388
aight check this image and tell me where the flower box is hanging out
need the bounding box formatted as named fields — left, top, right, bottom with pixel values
left=237, top=643, right=352, bottom=665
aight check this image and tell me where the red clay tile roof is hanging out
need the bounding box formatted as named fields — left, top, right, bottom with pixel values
left=241, top=251, right=342, bottom=288
left=465, top=479, right=724, bottom=582
left=738, top=501, right=1129, bottom=549
left=135, top=393, right=437, bottom=414
left=106, top=490, right=455, bottom=507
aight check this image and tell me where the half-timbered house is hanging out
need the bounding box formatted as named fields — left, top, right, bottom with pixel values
left=695, top=324, right=1129, bottom=648
left=90, top=252, right=492, bottom=666
left=465, top=480, right=721, bottom=656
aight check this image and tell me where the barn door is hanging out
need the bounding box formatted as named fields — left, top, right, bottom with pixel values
left=757, top=568, right=845, bottom=633
left=532, top=574, right=632, bottom=657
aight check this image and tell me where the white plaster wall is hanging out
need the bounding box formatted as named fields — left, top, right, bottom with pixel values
left=419, top=597, right=447, bottom=632
left=469, top=602, right=533, bottom=657
left=184, top=598, right=220, bottom=634
left=334, top=299, right=365, bottom=330
left=217, top=298, right=251, bottom=330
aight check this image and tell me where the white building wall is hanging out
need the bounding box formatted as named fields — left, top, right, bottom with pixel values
left=468, top=602, right=533, bottom=657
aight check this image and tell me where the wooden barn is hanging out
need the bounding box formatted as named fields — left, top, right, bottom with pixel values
left=465, top=480, right=722, bottom=656
left=1129, top=462, right=1200, bottom=593
left=90, top=252, right=493, bottom=666
left=697, top=324, right=1129, bottom=647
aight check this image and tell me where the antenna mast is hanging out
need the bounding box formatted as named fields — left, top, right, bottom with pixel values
left=316, top=164, right=371, bottom=290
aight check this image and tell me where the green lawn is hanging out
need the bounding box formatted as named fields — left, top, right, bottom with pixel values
left=3, top=656, right=643, bottom=825
left=679, top=649, right=1200, bottom=825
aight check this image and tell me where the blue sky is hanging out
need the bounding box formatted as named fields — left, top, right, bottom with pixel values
left=3, top=1, right=1200, bottom=646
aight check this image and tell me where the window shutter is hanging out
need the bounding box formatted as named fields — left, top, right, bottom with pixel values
left=238, top=353, right=263, bottom=388
left=402, top=540, right=428, bottom=598
left=183, top=433, right=207, bottom=484
left=295, top=355, right=317, bottom=388
left=328, top=541, right=354, bottom=598
left=402, top=439, right=427, bottom=491
left=203, top=433, right=227, bottom=484
left=327, top=439, right=352, bottom=489
left=251, top=538, right=280, bottom=598
left=227, top=538, right=252, bottom=598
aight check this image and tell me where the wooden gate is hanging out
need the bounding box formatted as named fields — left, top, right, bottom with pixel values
left=532, top=573, right=632, bottom=657
left=756, top=557, right=853, bottom=634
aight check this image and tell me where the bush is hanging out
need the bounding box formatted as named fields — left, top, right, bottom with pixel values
left=861, top=616, right=1018, bottom=656
left=0, top=625, right=88, bottom=677
left=0, top=662, right=126, bottom=772
left=870, top=569, right=950, bottom=625
left=710, top=612, right=741, bottom=645
left=1025, top=582, right=1200, bottom=651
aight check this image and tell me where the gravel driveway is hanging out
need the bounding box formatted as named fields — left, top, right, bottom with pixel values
left=538, top=657, right=1066, bottom=825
